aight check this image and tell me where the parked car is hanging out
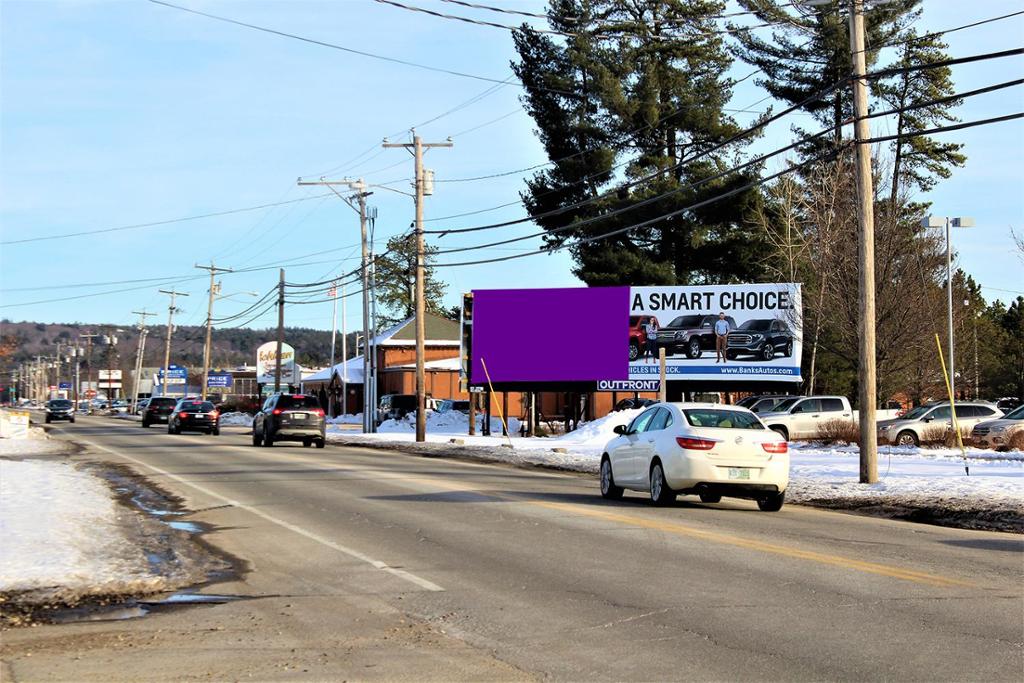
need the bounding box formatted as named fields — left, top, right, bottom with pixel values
left=995, top=397, right=1021, bottom=413
left=612, top=397, right=658, bottom=412
left=600, top=403, right=789, bottom=510
left=437, top=399, right=471, bottom=414
left=735, top=394, right=800, bottom=414
left=142, top=397, right=179, bottom=427
left=376, top=394, right=418, bottom=425
left=726, top=319, right=793, bottom=361
left=628, top=315, right=658, bottom=362
left=133, top=398, right=150, bottom=414
left=877, top=402, right=1003, bottom=447
left=654, top=314, right=736, bottom=359
left=971, top=404, right=1024, bottom=451
left=45, top=399, right=75, bottom=424
left=167, top=399, right=221, bottom=435
left=758, top=396, right=854, bottom=441
left=252, top=393, right=325, bottom=448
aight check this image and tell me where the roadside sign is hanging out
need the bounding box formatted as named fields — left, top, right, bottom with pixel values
left=597, top=380, right=661, bottom=392
left=207, top=371, right=233, bottom=388
left=158, top=365, right=188, bottom=385
left=98, top=369, right=122, bottom=380
left=58, top=382, right=72, bottom=390
left=85, top=389, right=97, bottom=398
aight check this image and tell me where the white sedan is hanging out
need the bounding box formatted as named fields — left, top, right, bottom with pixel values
left=600, top=402, right=790, bottom=511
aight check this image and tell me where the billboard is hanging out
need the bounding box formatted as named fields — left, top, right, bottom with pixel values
left=469, top=284, right=802, bottom=385
left=158, top=365, right=187, bottom=385
left=207, top=371, right=233, bottom=388
left=256, top=341, right=299, bottom=384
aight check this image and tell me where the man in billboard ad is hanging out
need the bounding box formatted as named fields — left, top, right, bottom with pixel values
left=628, top=284, right=802, bottom=382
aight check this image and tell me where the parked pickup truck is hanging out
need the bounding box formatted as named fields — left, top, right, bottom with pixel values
left=758, top=396, right=902, bottom=441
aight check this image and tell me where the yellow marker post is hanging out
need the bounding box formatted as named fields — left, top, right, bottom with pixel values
left=935, top=334, right=969, bottom=476
left=479, top=357, right=514, bottom=449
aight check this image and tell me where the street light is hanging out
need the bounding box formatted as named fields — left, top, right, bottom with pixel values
left=922, top=214, right=975, bottom=400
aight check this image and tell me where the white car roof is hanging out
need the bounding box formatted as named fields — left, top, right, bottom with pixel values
left=663, top=402, right=753, bottom=411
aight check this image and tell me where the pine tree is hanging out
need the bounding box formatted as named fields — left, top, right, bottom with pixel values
left=373, top=233, right=448, bottom=328
left=512, top=0, right=768, bottom=287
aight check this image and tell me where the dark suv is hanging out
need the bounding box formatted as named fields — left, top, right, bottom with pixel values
left=168, top=399, right=220, bottom=435
left=45, top=399, right=75, bottom=423
left=726, top=319, right=793, bottom=361
left=252, top=393, right=326, bottom=448
left=655, top=314, right=736, bottom=359
left=376, top=394, right=418, bottom=425
left=142, top=397, right=179, bottom=427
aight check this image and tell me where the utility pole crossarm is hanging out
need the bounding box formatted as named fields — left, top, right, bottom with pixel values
left=195, top=263, right=233, bottom=400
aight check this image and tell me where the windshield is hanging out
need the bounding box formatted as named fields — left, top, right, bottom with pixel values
left=901, top=405, right=935, bottom=420
left=49, top=400, right=72, bottom=408
left=667, top=315, right=703, bottom=328
left=1003, top=405, right=1024, bottom=420
left=683, top=409, right=764, bottom=430
left=771, top=398, right=800, bottom=413
left=277, top=395, right=321, bottom=410
left=738, top=319, right=772, bottom=331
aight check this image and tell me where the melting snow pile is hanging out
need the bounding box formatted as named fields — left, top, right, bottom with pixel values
left=376, top=410, right=523, bottom=436
left=0, top=458, right=164, bottom=599
left=548, top=408, right=643, bottom=447
left=219, top=411, right=254, bottom=427
left=327, top=413, right=363, bottom=425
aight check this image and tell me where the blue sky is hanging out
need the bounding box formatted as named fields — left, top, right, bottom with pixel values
left=1, top=0, right=1022, bottom=337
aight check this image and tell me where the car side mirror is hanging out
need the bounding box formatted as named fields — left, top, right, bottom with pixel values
left=922, top=417, right=932, bottom=423
left=613, top=425, right=628, bottom=435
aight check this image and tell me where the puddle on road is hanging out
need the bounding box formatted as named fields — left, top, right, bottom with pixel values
left=144, top=593, right=242, bottom=605
left=166, top=520, right=203, bottom=533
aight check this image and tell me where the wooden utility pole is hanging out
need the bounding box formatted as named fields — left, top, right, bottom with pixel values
left=849, top=0, right=878, bottom=483
left=158, top=288, right=189, bottom=398
left=383, top=132, right=453, bottom=442
left=130, top=310, right=155, bottom=412
left=195, top=262, right=232, bottom=400
left=275, top=268, right=285, bottom=392
left=297, top=177, right=374, bottom=431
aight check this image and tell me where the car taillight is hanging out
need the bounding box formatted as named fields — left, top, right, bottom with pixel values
left=676, top=436, right=716, bottom=450
left=210, top=411, right=219, bottom=418
left=179, top=412, right=189, bottom=419
left=312, top=408, right=325, bottom=416
left=762, top=441, right=788, bottom=454
left=272, top=409, right=282, bottom=415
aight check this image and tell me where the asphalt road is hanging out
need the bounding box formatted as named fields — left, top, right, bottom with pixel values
left=2, top=414, right=1022, bottom=681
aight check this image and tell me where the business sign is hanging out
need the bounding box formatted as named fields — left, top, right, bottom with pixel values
left=58, top=382, right=72, bottom=390
left=256, top=341, right=299, bottom=384
left=206, top=371, right=233, bottom=388
left=158, top=365, right=187, bottom=385
left=597, top=379, right=661, bottom=392
left=98, top=369, right=122, bottom=380
left=469, top=284, right=802, bottom=385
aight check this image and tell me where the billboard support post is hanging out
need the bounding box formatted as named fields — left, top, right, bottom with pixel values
left=468, top=393, right=476, bottom=436
left=480, top=358, right=513, bottom=448
left=658, top=348, right=667, bottom=403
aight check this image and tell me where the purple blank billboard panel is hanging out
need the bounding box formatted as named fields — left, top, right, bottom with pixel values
left=471, top=287, right=629, bottom=384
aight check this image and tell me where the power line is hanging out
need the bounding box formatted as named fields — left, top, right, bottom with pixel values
left=1, top=192, right=332, bottom=246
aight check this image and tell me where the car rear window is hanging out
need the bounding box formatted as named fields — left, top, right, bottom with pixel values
left=150, top=398, right=177, bottom=407
left=682, top=409, right=764, bottom=430
left=277, top=395, right=321, bottom=410
left=180, top=401, right=215, bottom=412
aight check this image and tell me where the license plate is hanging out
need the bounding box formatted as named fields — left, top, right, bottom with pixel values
left=292, top=413, right=306, bottom=419
left=728, top=468, right=751, bottom=480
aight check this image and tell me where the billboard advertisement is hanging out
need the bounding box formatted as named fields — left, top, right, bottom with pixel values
left=256, top=342, right=299, bottom=384
left=207, top=371, right=233, bottom=388
left=469, top=284, right=801, bottom=385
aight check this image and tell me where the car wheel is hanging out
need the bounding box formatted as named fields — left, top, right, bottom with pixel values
left=726, top=350, right=737, bottom=360
left=770, top=426, right=789, bottom=441
left=784, top=340, right=793, bottom=357
left=699, top=493, right=721, bottom=504
left=303, top=439, right=312, bottom=448
left=649, top=462, right=675, bottom=506
left=167, top=424, right=174, bottom=434
left=69, top=417, right=75, bottom=424
left=757, top=491, right=785, bottom=512
left=45, top=416, right=51, bottom=424
left=761, top=343, right=774, bottom=361
left=142, top=420, right=149, bottom=428
left=895, top=430, right=919, bottom=447
left=315, top=439, right=326, bottom=449
left=252, top=429, right=262, bottom=447
left=600, top=457, right=624, bottom=500
left=212, top=427, right=220, bottom=436
left=686, top=339, right=702, bottom=359
left=629, top=340, right=640, bottom=362
left=262, top=427, right=274, bottom=447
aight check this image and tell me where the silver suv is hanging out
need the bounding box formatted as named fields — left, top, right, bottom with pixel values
left=877, top=402, right=1003, bottom=447
left=252, top=393, right=326, bottom=448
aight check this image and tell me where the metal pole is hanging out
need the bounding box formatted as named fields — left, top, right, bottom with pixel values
left=849, top=0, right=878, bottom=483
left=946, top=217, right=955, bottom=400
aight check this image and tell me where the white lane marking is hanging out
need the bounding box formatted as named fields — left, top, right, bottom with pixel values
left=76, top=437, right=444, bottom=592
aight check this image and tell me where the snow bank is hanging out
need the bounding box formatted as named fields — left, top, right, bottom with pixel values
left=327, top=413, right=363, bottom=425
left=219, top=411, right=254, bottom=427
left=377, top=410, right=523, bottom=436
left=0, top=459, right=164, bottom=598
left=0, top=430, right=64, bottom=456
left=549, top=408, right=643, bottom=446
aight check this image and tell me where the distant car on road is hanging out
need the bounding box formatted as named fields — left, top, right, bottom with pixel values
left=167, top=399, right=220, bottom=435
left=45, top=399, right=75, bottom=424
left=142, top=397, right=178, bottom=427
left=600, top=402, right=788, bottom=510
left=252, top=393, right=325, bottom=448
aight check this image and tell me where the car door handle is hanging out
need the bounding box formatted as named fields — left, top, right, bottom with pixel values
left=812, top=414, right=820, bottom=418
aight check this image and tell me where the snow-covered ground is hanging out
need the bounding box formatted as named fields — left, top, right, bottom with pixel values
left=219, top=411, right=254, bottom=427
left=326, top=408, right=1023, bottom=531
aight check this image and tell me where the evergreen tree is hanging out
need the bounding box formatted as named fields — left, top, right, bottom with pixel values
left=373, top=233, right=448, bottom=327
left=512, top=0, right=768, bottom=287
